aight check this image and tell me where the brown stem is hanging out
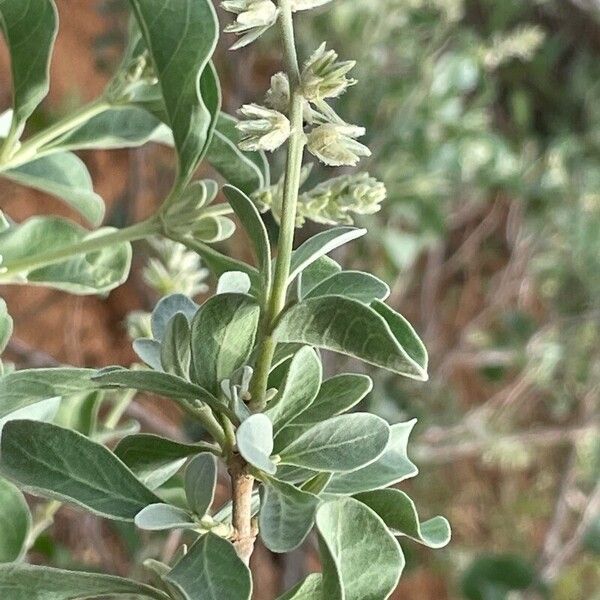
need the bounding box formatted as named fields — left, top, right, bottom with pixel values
left=229, top=454, right=257, bottom=565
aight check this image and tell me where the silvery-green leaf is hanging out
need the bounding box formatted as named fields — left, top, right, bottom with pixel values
left=305, top=271, right=390, bottom=304
left=316, top=497, right=404, bottom=600
left=0, top=367, right=95, bottom=419
left=207, top=114, right=266, bottom=195
left=0, top=476, right=31, bottom=563
left=275, top=465, right=318, bottom=485
left=223, top=185, right=271, bottom=279
left=151, top=294, right=199, bottom=342
left=301, top=472, right=333, bottom=496
left=135, top=503, right=195, bottom=531
left=236, top=414, right=276, bottom=475
left=274, top=296, right=428, bottom=381
left=165, top=533, right=252, bottom=600
left=0, top=395, right=60, bottom=437
left=0, top=420, right=160, bottom=521
left=298, top=255, right=341, bottom=299
left=193, top=215, right=236, bottom=244
left=326, top=420, right=418, bottom=495
left=288, top=227, right=366, bottom=284
left=0, top=0, right=58, bottom=132
left=0, top=564, right=169, bottom=599
left=265, top=346, right=321, bottom=431
left=259, top=476, right=319, bottom=553
left=217, top=271, right=252, bottom=295
left=0, top=217, right=131, bottom=294
left=184, top=453, right=217, bottom=516
left=354, top=488, right=451, bottom=549
left=277, top=574, right=323, bottom=600
left=278, top=414, right=389, bottom=473
left=0, top=299, right=12, bottom=353
left=191, top=294, right=260, bottom=395
left=3, top=152, right=104, bottom=226
left=161, top=313, right=191, bottom=378
left=128, top=0, right=219, bottom=182
left=115, top=434, right=216, bottom=491
left=48, top=106, right=167, bottom=151
left=133, top=338, right=163, bottom=371
left=294, top=373, right=373, bottom=424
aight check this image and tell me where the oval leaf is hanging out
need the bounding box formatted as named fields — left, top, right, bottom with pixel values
left=236, top=414, right=276, bottom=475
left=0, top=420, right=160, bottom=521
left=278, top=413, right=390, bottom=473
left=326, top=420, right=418, bottom=495
left=165, top=533, right=252, bottom=600
left=184, top=453, right=217, bottom=516
left=274, top=295, right=428, bottom=380
left=135, top=503, right=195, bottom=531
left=305, top=270, right=390, bottom=304
left=0, top=477, right=31, bottom=563
left=316, top=497, right=404, bottom=600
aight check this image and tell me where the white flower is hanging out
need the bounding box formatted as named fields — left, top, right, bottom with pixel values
left=291, top=0, right=333, bottom=11
left=236, top=104, right=291, bottom=152
left=301, top=43, right=356, bottom=101
left=222, top=0, right=279, bottom=50
left=307, top=123, right=371, bottom=167
left=264, top=72, right=290, bottom=112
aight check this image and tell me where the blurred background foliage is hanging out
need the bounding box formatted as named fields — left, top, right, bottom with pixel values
left=1, top=0, right=598, bottom=598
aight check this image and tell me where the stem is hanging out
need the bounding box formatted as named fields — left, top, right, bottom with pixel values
left=0, top=99, right=110, bottom=170
left=229, top=455, right=257, bottom=565
left=0, top=217, right=160, bottom=279
left=249, top=0, right=306, bottom=411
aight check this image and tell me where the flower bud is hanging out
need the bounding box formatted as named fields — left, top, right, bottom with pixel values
left=307, top=123, right=371, bottom=167
left=301, top=43, right=356, bottom=101
left=222, top=0, right=279, bottom=50
left=264, top=72, right=290, bottom=112
left=236, top=104, right=291, bottom=152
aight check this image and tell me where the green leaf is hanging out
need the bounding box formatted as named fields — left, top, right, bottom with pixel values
left=265, top=346, right=322, bottom=430
left=216, top=271, right=252, bottom=295
left=259, top=476, right=319, bottom=553
left=294, top=373, right=373, bottom=425
left=223, top=185, right=271, bottom=279
left=165, top=533, right=252, bottom=600
left=135, top=503, right=195, bottom=531
left=0, top=564, right=169, bottom=599
left=288, top=227, right=366, bottom=284
left=161, top=313, right=191, bottom=378
left=0, top=217, right=132, bottom=294
left=4, top=152, right=105, bottom=226
left=298, top=255, right=341, bottom=299
left=128, top=0, right=219, bottom=182
left=0, top=396, right=60, bottom=436
left=48, top=106, right=168, bottom=151
left=0, top=298, right=13, bottom=353
left=207, top=114, right=266, bottom=195
left=0, top=0, right=58, bottom=132
left=277, top=574, right=323, bottom=600
left=274, top=296, right=428, bottom=381
left=185, top=453, right=217, bottom=516
left=0, top=420, right=160, bottom=520
left=236, top=413, right=277, bottom=475
left=316, top=497, right=404, bottom=600
left=326, top=420, right=418, bottom=495
left=133, top=338, right=163, bottom=371
left=0, top=368, right=95, bottom=419
left=0, top=477, right=31, bottom=563
left=354, top=488, right=451, bottom=548
left=278, top=414, right=390, bottom=473
left=151, top=294, right=199, bottom=342
left=54, top=391, right=101, bottom=435
left=190, top=294, right=260, bottom=395
left=462, top=554, right=537, bottom=600
left=115, top=434, right=216, bottom=490
left=305, top=271, right=390, bottom=304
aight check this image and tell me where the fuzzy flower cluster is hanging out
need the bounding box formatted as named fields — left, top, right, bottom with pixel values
left=254, top=166, right=386, bottom=226
left=223, top=0, right=371, bottom=169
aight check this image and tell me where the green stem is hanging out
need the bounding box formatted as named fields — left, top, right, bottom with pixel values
left=0, top=99, right=110, bottom=170
left=0, top=217, right=160, bottom=279
left=249, top=0, right=305, bottom=411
